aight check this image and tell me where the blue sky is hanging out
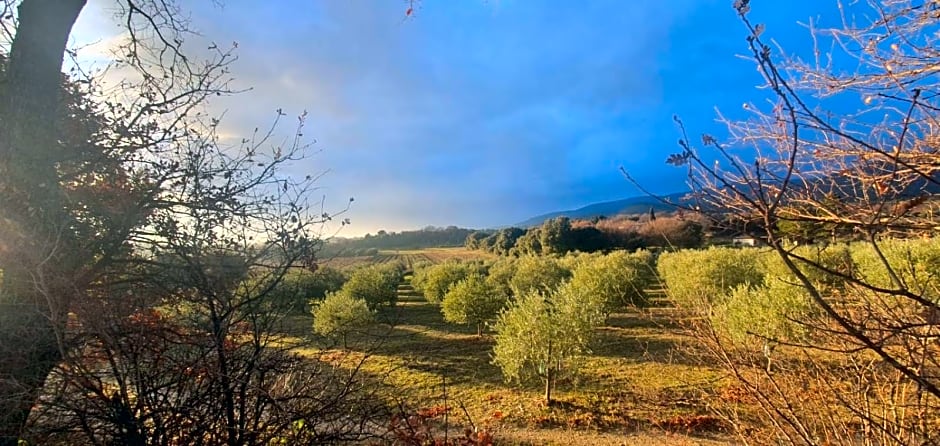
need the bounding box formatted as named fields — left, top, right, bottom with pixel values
left=71, top=0, right=845, bottom=236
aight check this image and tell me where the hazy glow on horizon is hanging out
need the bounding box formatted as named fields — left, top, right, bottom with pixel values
left=69, top=0, right=841, bottom=236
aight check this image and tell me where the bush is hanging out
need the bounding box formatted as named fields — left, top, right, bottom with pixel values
left=658, top=246, right=764, bottom=310
left=557, top=251, right=600, bottom=272
left=312, top=291, right=374, bottom=348
left=509, top=256, right=571, bottom=297
left=759, top=244, right=853, bottom=292
left=441, top=273, right=508, bottom=336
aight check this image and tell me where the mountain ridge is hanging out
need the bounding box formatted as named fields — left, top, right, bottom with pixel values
left=514, top=192, right=689, bottom=228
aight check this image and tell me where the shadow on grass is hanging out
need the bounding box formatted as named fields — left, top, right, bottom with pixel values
left=342, top=302, right=505, bottom=386
left=591, top=328, right=698, bottom=365
left=588, top=309, right=701, bottom=368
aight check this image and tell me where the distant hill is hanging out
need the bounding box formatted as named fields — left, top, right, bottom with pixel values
left=320, top=226, right=485, bottom=257
left=515, top=192, right=689, bottom=228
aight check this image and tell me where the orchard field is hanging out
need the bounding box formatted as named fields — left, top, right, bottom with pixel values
left=285, top=269, right=731, bottom=445
left=318, top=247, right=497, bottom=270
left=275, top=238, right=940, bottom=445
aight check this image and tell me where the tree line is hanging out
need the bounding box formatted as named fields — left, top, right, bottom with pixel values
left=322, top=226, right=480, bottom=257
left=465, top=214, right=704, bottom=256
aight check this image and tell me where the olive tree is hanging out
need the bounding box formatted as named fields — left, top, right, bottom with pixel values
left=567, top=250, right=655, bottom=319
left=441, top=273, right=507, bottom=336
left=508, top=255, right=571, bottom=297
left=413, top=261, right=478, bottom=303
left=313, top=291, right=375, bottom=348
left=492, top=285, right=600, bottom=406
left=341, top=264, right=400, bottom=310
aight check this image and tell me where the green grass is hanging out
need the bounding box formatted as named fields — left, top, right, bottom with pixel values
left=283, top=275, right=736, bottom=444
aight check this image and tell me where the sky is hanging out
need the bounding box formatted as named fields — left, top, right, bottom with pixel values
left=68, top=0, right=846, bottom=236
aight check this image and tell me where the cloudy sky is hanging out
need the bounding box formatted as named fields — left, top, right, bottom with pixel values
left=69, top=0, right=842, bottom=236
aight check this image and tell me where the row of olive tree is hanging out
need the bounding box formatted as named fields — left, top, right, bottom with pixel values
left=310, top=262, right=404, bottom=347
left=412, top=251, right=656, bottom=405
left=657, top=239, right=940, bottom=441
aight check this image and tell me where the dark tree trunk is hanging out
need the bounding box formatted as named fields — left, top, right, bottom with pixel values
left=544, top=340, right=553, bottom=406
left=544, top=369, right=553, bottom=407
left=0, top=0, right=87, bottom=444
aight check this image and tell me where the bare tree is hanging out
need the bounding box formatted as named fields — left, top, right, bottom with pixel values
left=0, top=1, right=372, bottom=443
left=630, top=0, right=940, bottom=443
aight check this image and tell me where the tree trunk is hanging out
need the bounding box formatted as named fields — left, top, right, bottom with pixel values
left=544, top=340, right=553, bottom=406
left=0, top=0, right=87, bottom=444
left=544, top=369, right=553, bottom=407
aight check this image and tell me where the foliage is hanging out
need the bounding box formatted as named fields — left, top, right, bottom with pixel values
left=567, top=250, right=655, bottom=316
left=321, top=226, right=480, bottom=257
left=464, top=231, right=490, bottom=250
left=850, top=237, right=940, bottom=297
left=711, top=280, right=815, bottom=346
left=492, top=286, right=599, bottom=405
left=657, top=246, right=764, bottom=310
left=441, top=273, right=508, bottom=336
left=510, top=228, right=542, bottom=256
left=467, top=215, right=704, bottom=256
left=260, top=267, right=347, bottom=314
left=636, top=218, right=703, bottom=249
left=312, top=291, right=375, bottom=346
left=492, top=227, right=526, bottom=256
left=508, top=255, right=571, bottom=297
left=539, top=217, right=574, bottom=255
left=414, top=261, right=482, bottom=304
left=341, top=263, right=402, bottom=310
left=760, top=244, right=854, bottom=292
left=483, top=257, right=517, bottom=300
left=557, top=250, right=600, bottom=273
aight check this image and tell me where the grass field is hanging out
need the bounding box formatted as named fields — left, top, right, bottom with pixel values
left=284, top=273, right=737, bottom=445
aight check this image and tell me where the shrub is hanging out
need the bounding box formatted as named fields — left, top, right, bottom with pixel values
left=850, top=237, right=940, bottom=298
left=759, top=244, right=853, bottom=292
left=441, top=274, right=508, bottom=336
left=312, top=291, right=374, bottom=348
